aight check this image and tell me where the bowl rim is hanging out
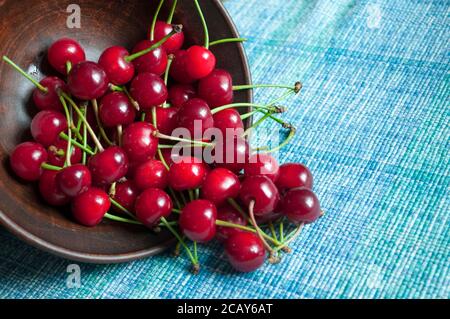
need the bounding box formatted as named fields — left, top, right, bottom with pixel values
left=0, top=0, right=253, bottom=264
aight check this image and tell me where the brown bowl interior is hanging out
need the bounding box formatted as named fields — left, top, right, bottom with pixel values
left=0, top=0, right=251, bottom=263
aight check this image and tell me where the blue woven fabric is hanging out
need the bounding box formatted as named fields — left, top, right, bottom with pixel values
left=0, top=0, right=449, bottom=299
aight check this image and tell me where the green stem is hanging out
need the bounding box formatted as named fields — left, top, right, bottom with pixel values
left=104, top=213, right=141, bottom=225
left=169, top=188, right=182, bottom=210
left=193, top=241, right=198, bottom=261
left=2, top=56, right=47, bottom=92
left=269, top=222, right=278, bottom=242
left=216, top=220, right=282, bottom=246
left=59, top=132, right=95, bottom=155
left=41, top=163, right=62, bottom=171
left=109, top=84, right=124, bottom=92
left=66, top=61, right=72, bottom=74
left=160, top=217, right=198, bottom=266
left=156, top=132, right=213, bottom=147
left=279, top=220, right=285, bottom=243
left=233, top=83, right=297, bottom=91
left=92, top=99, right=114, bottom=146
left=242, top=111, right=273, bottom=137
left=150, top=0, right=165, bottom=41
left=110, top=198, right=137, bottom=219
left=193, top=0, right=209, bottom=48
left=210, top=102, right=277, bottom=115
left=59, top=95, right=72, bottom=167
left=123, top=86, right=140, bottom=111
left=188, top=189, right=194, bottom=201
left=256, top=126, right=296, bottom=154
left=210, top=38, right=247, bottom=46
left=167, top=0, right=177, bottom=23
left=82, top=106, right=88, bottom=164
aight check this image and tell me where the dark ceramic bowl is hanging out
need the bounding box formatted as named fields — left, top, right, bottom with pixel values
left=0, top=0, right=251, bottom=263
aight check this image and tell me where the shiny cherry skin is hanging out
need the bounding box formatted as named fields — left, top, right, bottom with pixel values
left=133, top=159, right=168, bottom=191
left=213, top=108, right=244, bottom=136
left=177, top=98, right=214, bottom=137
left=47, top=138, right=82, bottom=167
left=169, top=50, right=196, bottom=84
left=33, top=76, right=67, bottom=111
left=225, top=232, right=265, bottom=272
left=57, top=164, right=92, bottom=197
left=135, top=188, right=173, bottom=228
left=31, top=110, right=68, bottom=147
left=98, top=46, right=134, bottom=85
left=38, top=170, right=70, bottom=206
left=122, top=122, right=158, bottom=163
left=131, top=40, right=168, bottom=75
left=88, top=146, right=129, bottom=185
left=276, top=163, right=313, bottom=191
left=71, top=187, right=110, bottom=227
left=198, top=69, right=233, bottom=108
left=10, top=142, right=47, bottom=181
left=168, top=84, right=196, bottom=108
left=255, top=210, right=282, bottom=224
left=112, top=180, right=138, bottom=213
left=168, top=156, right=207, bottom=191
left=216, top=203, right=247, bottom=241
left=179, top=199, right=217, bottom=243
left=280, top=187, right=321, bottom=224
left=48, top=38, right=86, bottom=74
left=244, top=153, right=279, bottom=182
left=185, top=45, right=216, bottom=80
left=151, top=21, right=185, bottom=54
left=145, top=106, right=178, bottom=135
left=239, top=175, right=280, bottom=216
left=202, top=168, right=240, bottom=205
left=130, top=72, right=168, bottom=110
left=213, top=136, right=249, bottom=173
left=99, top=92, right=136, bottom=127
left=67, top=61, right=109, bottom=100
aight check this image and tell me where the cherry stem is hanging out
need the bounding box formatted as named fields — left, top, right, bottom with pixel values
left=241, top=110, right=274, bottom=137
left=279, top=219, right=285, bottom=242
left=215, top=219, right=283, bottom=246
left=193, top=241, right=198, bottom=262
left=59, top=95, right=73, bottom=167
left=104, top=213, right=141, bottom=225
left=269, top=222, right=278, bottom=242
left=274, top=223, right=303, bottom=252
left=110, top=198, right=137, bottom=219
left=66, top=61, right=72, bottom=74
left=247, top=200, right=275, bottom=257
left=193, top=0, right=209, bottom=48
left=122, top=86, right=140, bottom=111
left=82, top=106, right=88, bottom=164
left=188, top=189, right=195, bottom=201
left=211, top=102, right=279, bottom=115
left=117, top=125, right=123, bottom=147
left=150, top=0, right=165, bottom=41
left=109, top=84, right=124, bottom=92
left=59, top=132, right=95, bottom=155
left=41, top=163, right=62, bottom=171
left=91, top=99, right=114, bottom=147
left=127, top=25, right=182, bottom=62
left=169, top=188, right=182, bottom=209
left=167, top=0, right=177, bottom=23
left=2, top=56, right=48, bottom=93
left=155, top=132, right=214, bottom=147
left=233, top=82, right=302, bottom=93
left=210, top=38, right=247, bottom=46
left=162, top=54, right=174, bottom=108
left=256, top=126, right=296, bottom=154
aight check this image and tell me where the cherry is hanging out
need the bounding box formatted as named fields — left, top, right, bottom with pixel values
left=201, top=168, right=240, bottom=205
left=244, top=153, right=279, bottom=182
left=185, top=45, right=216, bottom=80
left=121, top=122, right=158, bottom=163
left=38, top=170, right=70, bottom=206
left=198, top=69, right=233, bottom=108
left=10, top=142, right=47, bottom=181
left=255, top=211, right=282, bottom=224
left=168, top=156, right=207, bottom=191
left=56, top=164, right=92, bottom=197
left=130, top=72, right=168, bottom=110
left=30, top=110, right=68, bottom=147
left=168, top=84, right=196, bottom=108
left=216, top=203, right=247, bottom=241
left=99, top=92, right=136, bottom=127
left=98, top=46, right=135, bottom=85
left=33, top=77, right=67, bottom=111
left=111, top=180, right=138, bottom=213
left=135, top=188, right=173, bottom=228
left=133, top=159, right=168, bottom=191
left=71, top=187, right=110, bottom=227
left=176, top=98, right=214, bottom=137
left=48, top=38, right=85, bottom=74
left=225, top=232, right=265, bottom=272
left=213, top=108, right=244, bottom=136
left=131, top=40, right=167, bottom=76
left=145, top=106, right=178, bottom=135
left=213, top=136, right=249, bottom=173
left=280, top=187, right=321, bottom=224
left=47, top=138, right=82, bottom=167
left=179, top=199, right=217, bottom=243
left=239, top=175, right=280, bottom=216
left=169, top=50, right=196, bottom=84
left=152, top=21, right=185, bottom=54
left=67, top=61, right=109, bottom=100
left=88, top=146, right=129, bottom=185
left=276, top=163, right=313, bottom=191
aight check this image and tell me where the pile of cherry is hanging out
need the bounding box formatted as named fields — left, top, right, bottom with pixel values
left=5, top=0, right=322, bottom=273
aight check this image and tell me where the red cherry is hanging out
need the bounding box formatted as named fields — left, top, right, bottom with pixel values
left=225, top=232, right=265, bottom=272
left=99, top=92, right=136, bottom=127
left=169, top=50, right=196, bottom=84
left=179, top=199, right=217, bottom=242
left=10, top=142, right=47, bottom=181
left=239, top=175, right=280, bottom=216
left=32, top=76, right=67, bottom=111
left=255, top=211, right=282, bottom=224
left=130, top=72, right=168, bottom=110
left=39, top=170, right=70, bottom=206
left=280, top=187, right=321, bottom=224
left=131, top=40, right=168, bottom=76
left=152, top=21, right=185, bottom=54
left=244, top=153, right=279, bottom=182
left=135, top=188, right=173, bottom=228
left=48, top=38, right=85, bottom=74
left=71, top=187, right=110, bottom=226
left=202, top=168, right=240, bottom=205
left=112, top=180, right=138, bottom=213
left=98, top=46, right=134, bottom=85
left=276, top=163, right=313, bottom=191
left=88, top=146, right=129, bottom=185
left=198, top=69, right=233, bottom=108
left=57, top=164, right=92, bottom=197
left=145, top=106, right=178, bottom=135
left=185, top=45, right=216, bottom=80
left=213, top=108, right=244, bottom=136
left=67, top=61, right=109, bottom=100
left=168, top=84, right=196, bottom=108
left=216, top=203, right=247, bottom=241
left=168, top=156, right=207, bottom=191
left=133, top=159, right=168, bottom=191
left=177, top=98, right=214, bottom=137
left=122, top=122, right=158, bottom=163
left=30, top=110, right=68, bottom=147
left=47, top=138, right=82, bottom=167
left=213, top=136, right=249, bottom=173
